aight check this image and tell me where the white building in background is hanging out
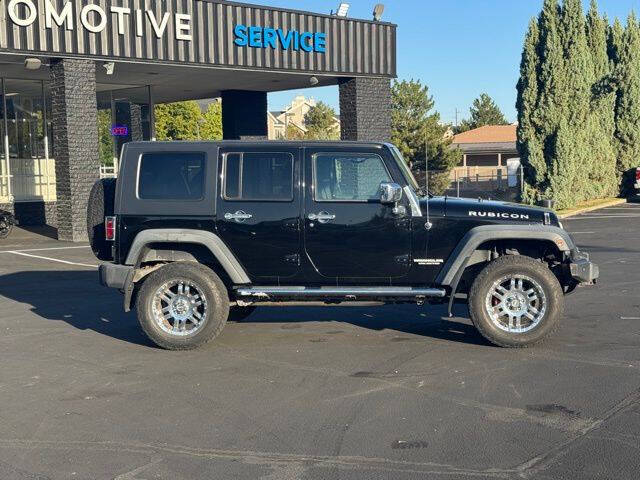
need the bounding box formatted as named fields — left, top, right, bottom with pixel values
left=267, top=95, right=340, bottom=140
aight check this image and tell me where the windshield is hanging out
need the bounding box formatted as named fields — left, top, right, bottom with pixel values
left=389, top=145, right=421, bottom=192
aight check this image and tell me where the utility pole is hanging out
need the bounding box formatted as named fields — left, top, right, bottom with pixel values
left=454, top=108, right=461, bottom=128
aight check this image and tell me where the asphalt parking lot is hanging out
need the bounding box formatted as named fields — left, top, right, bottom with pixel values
left=0, top=205, right=639, bottom=480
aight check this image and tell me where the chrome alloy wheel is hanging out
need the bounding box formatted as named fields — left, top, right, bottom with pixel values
left=151, top=280, right=208, bottom=336
left=484, top=274, right=547, bottom=333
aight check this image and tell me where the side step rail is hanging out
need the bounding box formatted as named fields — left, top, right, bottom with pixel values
left=235, top=286, right=446, bottom=302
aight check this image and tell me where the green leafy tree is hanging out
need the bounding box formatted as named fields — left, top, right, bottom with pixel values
left=304, top=102, right=339, bottom=140
left=97, top=109, right=115, bottom=166
left=154, top=101, right=203, bottom=141
left=284, top=123, right=305, bottom=140
left=200, top=102, right=222, bottom=140
left=391, top=79, right=461, bottom=195
left=458, top=93, right=508, bottom=132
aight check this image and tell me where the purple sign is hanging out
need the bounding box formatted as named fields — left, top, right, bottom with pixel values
left=111, top=125, right=128, bottom=137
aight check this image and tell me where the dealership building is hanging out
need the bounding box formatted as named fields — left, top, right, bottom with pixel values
left=0, top=0, right=396, bottom=241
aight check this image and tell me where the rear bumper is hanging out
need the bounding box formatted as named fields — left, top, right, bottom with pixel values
left=569, top=251, right=599, bottom=284
left=99, top=263, right=133, bottom=289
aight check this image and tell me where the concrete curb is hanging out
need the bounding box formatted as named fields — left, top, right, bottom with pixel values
left=558, top=198, right=627, bottom=219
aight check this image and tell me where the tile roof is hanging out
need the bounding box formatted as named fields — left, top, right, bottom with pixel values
left=452, top=124, right=517, bottom=144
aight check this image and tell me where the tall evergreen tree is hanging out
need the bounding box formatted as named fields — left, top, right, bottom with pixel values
left=585, top=1, right=618, bottom=199
left=458, top=93, right=508, bottom=132
left=516, top=17, right=544, bottom=204
left=608, top=17, right=624, bottom=66
left=612, top=13, right=640, bottom=183
left=522, top=0, right=565, bottom=204
left=518, top=0, right=623, bottom=208
left=534, top=0, right=565, bottom=141
left=390, top=79, right=461, bottom=194
left=543, top=0, right=592, bottom=207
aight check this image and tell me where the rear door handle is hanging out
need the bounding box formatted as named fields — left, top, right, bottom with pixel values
left=308, top=211, right=336, bottom=224
left=224, top=211, right=253, bottom=223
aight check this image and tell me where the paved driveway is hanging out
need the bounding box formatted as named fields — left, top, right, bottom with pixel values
left=0, top=206, right=638, bottom=480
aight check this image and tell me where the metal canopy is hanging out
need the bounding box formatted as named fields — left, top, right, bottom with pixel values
left=0, top=53, right=348, bottom=103
left=0, top=0, right=396, bottom=79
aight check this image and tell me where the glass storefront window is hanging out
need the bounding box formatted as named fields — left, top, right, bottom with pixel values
left=4, top=79, right=46, bottom=161
left=0, top=78, right=8, bottom=200
left=0, top=78, right=55, bottom=202
left=97, top=85, right=152, bottom=171
left=0, top=78, right=54, bottom=202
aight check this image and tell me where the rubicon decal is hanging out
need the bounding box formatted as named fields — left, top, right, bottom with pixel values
left=468, top=211, right=530, bottom=220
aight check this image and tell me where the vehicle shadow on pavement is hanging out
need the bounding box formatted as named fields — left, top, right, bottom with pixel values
left=0, top=270, right=153, bottom=347
left=239, top=303, right=490, bottom=346
left=0, top=270, right=488, bottom=347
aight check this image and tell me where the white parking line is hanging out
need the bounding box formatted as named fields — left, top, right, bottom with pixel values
left=0, top=245, right=90, bottom=254
left=6, top=251, right=98, bottom=268
left=566, top=214, right=640, bottom=219
left=568, top=231, right=595, bottom=234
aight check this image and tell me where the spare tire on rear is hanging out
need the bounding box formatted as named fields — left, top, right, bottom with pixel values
left=87, top=178, right=116, bottom=260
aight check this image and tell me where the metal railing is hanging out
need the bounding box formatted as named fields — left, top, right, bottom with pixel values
left=415, top=166, right=525, bottom=201
left=0, top=157, right=8, bottom=202
left=100, top=165, right=118, bottom=178
left=0, top=159, right=117, bottom=203
left=0, top=157, right=57, bottom=203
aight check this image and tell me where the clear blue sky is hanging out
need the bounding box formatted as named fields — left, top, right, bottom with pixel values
left=268, top=0, right=640, bottom=125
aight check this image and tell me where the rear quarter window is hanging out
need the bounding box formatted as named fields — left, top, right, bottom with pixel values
left=138, top=152, right=205, bottom=200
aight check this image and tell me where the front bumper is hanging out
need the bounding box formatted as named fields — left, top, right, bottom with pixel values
left=569, top=251, right=599, bottom=284
left=99, top=263, right=133, bottom=289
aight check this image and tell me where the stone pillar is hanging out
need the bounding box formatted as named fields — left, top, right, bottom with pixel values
left=49, top=59, right=99, bottom=242
left=339, top=77, right=391, bottom=142
left=221, top=90, right=268, bottom=140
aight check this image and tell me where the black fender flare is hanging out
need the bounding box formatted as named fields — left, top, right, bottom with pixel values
left=435, top=224, right=575, bottom=287
left=124, top=229, right=251, bottom=285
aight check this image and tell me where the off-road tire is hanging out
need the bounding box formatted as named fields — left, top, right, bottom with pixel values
left=468, top=255, right=564, bottom=348
left=228, top=306, right=256, bottom=322
left=87, top=178, right=116, bottom=261
left=137, top=262, right=229, bottom=350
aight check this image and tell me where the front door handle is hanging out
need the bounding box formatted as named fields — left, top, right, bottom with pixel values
left=224, top=211, right=253, bottom=223
left=308, top=211, right=336, bottom=224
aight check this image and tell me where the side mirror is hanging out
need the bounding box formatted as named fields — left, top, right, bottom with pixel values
left=379, top=182, right=403, bottom=205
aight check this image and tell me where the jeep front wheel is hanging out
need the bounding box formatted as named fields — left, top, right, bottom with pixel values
left=137, top=263, right=229, bottom=350
left=468, top=255, right=564, bottom=348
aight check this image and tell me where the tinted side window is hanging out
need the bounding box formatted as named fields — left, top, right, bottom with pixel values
left=224, top=152, right=293, bottom=201
left=314, top=153, right=391, bottom=201
left=138, top=152, right=205, bottom=200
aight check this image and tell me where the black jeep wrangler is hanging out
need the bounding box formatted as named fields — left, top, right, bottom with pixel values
left=90, top=141, right=598, bottom=350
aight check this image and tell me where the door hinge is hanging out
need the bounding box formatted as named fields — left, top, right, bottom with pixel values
left=283, top=218, right=300, bottom=230
left=284, top=254, right=300, bottom=265
left=395, top=254, right=410, bottom=266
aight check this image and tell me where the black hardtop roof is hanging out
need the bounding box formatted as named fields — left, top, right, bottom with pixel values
left=126, top=140, right=391, bottom=149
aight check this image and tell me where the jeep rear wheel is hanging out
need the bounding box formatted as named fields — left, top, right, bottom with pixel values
left=137, top=263, right=229, bottom=350
left=468, top=255, right=564, bottom=348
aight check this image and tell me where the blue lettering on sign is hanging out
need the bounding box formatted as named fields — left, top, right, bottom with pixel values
left=234, top=24, right=326, bottom=53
